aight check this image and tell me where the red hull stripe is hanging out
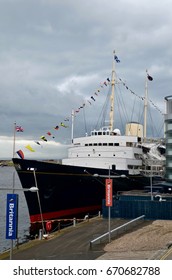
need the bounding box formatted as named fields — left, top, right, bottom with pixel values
left=30, top=205, right=101, bottom=223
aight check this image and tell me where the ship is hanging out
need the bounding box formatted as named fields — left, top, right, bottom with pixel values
left=12, top=51, right=165, bottom=233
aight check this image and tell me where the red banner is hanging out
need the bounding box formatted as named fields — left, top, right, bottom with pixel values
left=105, top=179, right=113, bottom=206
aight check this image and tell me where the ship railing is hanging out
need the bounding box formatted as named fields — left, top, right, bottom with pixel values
left=140, top=170, right=165, bottom=177
left=90, top=215, right=145, bottom=247
left=140, top=162, right=165, bottom=177
left=142, top=137, right=165, bottom=144
left=142, top=158, right=165, bottom=165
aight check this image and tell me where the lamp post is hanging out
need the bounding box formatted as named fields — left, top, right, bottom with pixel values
left=32, top=169, right=45, bottom=235
left=93, top=172, right=126, bottom=243
left=0, top=186, right=39, bottom=260
left=27, top=167, right=46, bottom=236
left=0, top=187, right=39, bottom=192
left=105, top=177, right=113, bottom=243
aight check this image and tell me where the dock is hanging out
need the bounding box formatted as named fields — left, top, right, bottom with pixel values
left=1, top=216, right=172, bottom=260
left=0, top=217, right=139, bottom=260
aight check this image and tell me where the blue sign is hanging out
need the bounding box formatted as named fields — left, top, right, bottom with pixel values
left=6, top=194, right=18, bottom=240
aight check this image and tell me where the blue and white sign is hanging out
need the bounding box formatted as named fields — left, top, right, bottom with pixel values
left=6, top=194, right=18, bottom=240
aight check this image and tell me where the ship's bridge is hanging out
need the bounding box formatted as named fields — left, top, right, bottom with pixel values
left=63, top=126, right=143, bottom=172
left=91, top=127, right=121, bottom=136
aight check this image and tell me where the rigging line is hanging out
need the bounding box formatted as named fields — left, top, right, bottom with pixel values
left=116, top=83, right=129, bottom=122
left=119, top=76, right=164, bottom=115
left=147, top=106, right=156, bottom=137
left=103, top=84, right=113, bottom=126
left=137, top=98, right=144, bottom=124
left=94, top=84, right=111, bottom=129
left=127, top=96, right=144, bottom=137
left=115, top=87, right=127, bottom=134
left=101, top=87, right=111, bottom=128
left=82, top=106, right=87, bottom=135
left=118, top=76, right=164, bottom=137
left=137, top=98, right=164, bottom=138
left=147, top=104, right=164, bottom=138
left=139, top=108, right=144, bottom=128
left=130, top=94, right=137, bottom=122
left=157, top=120, right=164, bottom=137
left=115, top=81, right=135, bottom=133
left=115, top=74, right=133, bottom=124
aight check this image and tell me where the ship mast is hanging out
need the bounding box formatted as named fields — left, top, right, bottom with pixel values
left=71, top=109, right=74, bottom=143
left=143, top=70, right=148, bottom=141
left=109, top=50, right=116, bottom=131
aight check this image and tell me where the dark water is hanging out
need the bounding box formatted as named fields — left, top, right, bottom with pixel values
left=0, top=167, right=30, bottom=253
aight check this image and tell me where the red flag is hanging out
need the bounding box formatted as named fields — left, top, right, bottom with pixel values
left=16, top=126, right=24, bottom=132
left=54, top=126, right=59, bottom=130
left=16, top=150, right=24, bottom=159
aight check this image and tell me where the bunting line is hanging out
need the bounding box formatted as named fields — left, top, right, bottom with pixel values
left=15, top=66, right=164, bottom=157
left=118, top=77, right=163, bottom=115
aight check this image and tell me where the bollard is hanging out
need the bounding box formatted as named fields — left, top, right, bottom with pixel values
left=73, top=217, right=76, bottom=227
left=39, top=229, right=43, bottom=240
left=58, top=222, right=61, bottom=232
left=84, top=214, right=89, bottom=221
left=16, top=238, right=19, bottom=249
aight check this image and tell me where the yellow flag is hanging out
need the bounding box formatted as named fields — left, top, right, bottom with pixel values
left=25, top=144, right=35, bottom=152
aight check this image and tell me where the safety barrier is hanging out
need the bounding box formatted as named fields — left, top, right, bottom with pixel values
left=90, top=215, right=145, bottom=247
left=31, top=211, right=102, bottom=236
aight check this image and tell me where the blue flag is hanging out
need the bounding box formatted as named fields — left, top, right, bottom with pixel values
left=147, top=74, right=153, bottom=81
left=114, top=55, right=120, bottom=63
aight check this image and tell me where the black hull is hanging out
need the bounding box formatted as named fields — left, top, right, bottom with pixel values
left=12, top=158, right=149, bottom=225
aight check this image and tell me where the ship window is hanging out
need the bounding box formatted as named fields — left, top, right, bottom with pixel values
left=93, top=143, right=97, bottom=146
left=128, top=165, right=139, bottom=169
left=112, top=165, right=116, bottom=170
left=98, top=132, right=102, bottom=135
left=85, top=144, right=88, bottom=146
left=99, top=154, right=101, bottom=156
left=89, top=143, right=92, bottom=146
left=88, top=154, right=90, bottom=156
left=103, top=143, right=107, bottom=146
left=109, top=143, right=113, bottom=146
left=98, top=143, right=102, bottom=146
left=113, top=154, right=115, bottom=156
left=114, top=143, right=119, bottom=146
left=126, top=142, right=133, bottom=147
left=134, top=153, right=140, bottom=159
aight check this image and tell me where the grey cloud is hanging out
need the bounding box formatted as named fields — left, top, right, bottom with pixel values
left=0, top=0, right=171, bottom=158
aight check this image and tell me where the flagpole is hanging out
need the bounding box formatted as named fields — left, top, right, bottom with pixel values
left=11, top=121, right=16, bottom=259
left=13, top=122, right=16, bottom=158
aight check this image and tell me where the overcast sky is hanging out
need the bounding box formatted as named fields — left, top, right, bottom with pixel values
left=0, top=0, right=171, bottom=159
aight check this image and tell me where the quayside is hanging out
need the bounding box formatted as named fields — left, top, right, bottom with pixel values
left=12, top=51, right=165, bottom=234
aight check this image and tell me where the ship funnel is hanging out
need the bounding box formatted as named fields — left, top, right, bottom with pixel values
left=125, top=122, right=143, bottom=137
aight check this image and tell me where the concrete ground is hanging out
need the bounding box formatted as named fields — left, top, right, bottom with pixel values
left=1, top=217, right=171, bottom=260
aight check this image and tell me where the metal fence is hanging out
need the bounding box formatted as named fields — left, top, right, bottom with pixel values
left=90, top=215, right=145, bottom=247
left=102, top=195, right=172, bottom=220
